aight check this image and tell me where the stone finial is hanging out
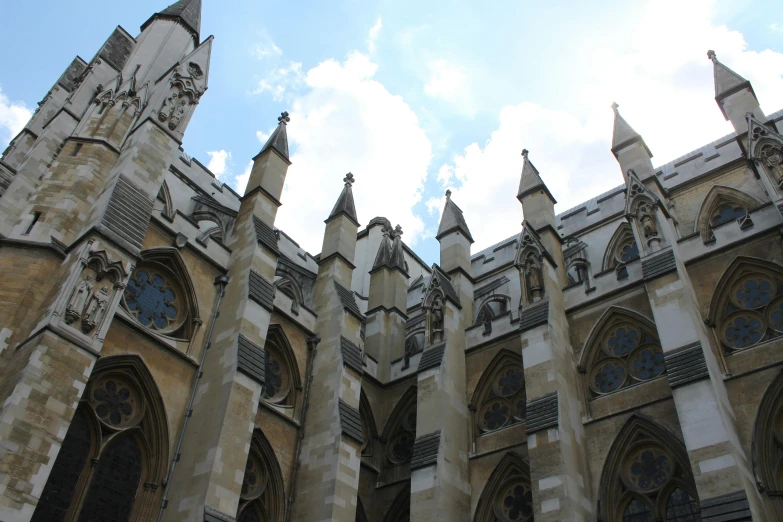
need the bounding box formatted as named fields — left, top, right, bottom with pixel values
left=445, top=189, right=452, bottom=198
left=278, top=111, right=290, bottom=125
left=521, top=149, right=529, bottom=158
left=707, top=50, right=716, bottom=62
left=395, top=224, right=403, bottom=237
left=381, top=225, right=390, bottom=237
left=611, top=101, right=619, bottom=112
left=344, top=172, right=355, bottom=185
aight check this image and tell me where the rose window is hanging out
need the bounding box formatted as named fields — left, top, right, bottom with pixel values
left=123, top=265, right=185, bottom=333
left=477, top=362, right=526, bottom=433
left=494, top=480, right=533, bottom=522
left=589, top=324, right=664, bottom=396
left=241, top=454, right=267, bottom=500
left=625, top=448, right=673, bottom=492
left=89, top=376, right=141, bottom=429
left=261, top=347, right=291, bottom=405
left=716, top=273, right=783, bottom=353
left=386, top=403, right=417, bottom=465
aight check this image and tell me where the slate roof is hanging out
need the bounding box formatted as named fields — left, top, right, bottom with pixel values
left=142, top=0, right=201, bottom=39
left=436, top=193, right=473, bottom=243
left=327, top=178, right=359, bottom=227
left=256, top=119, right=290, bottom=163
left=334, top=281, right=363, bottom=318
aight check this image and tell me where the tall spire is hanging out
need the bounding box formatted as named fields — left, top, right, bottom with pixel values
left=436, top=190, right=473, bottom=243
left=255, top=111, right=291, bottom=164
left=707, top=50, right=763, bottom=130
left=517, top=149, right=556, bottom=204
left=707, top=50, right=749, bottom=99
left=611, top=102, right=652, bottom=158
left=327, top=173, right=359, bottom=226
left=142, top=0, right=202, bottom=41
left=373, top=225, right=406, bottom=273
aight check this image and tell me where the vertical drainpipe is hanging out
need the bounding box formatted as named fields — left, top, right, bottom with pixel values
left=284, top=335, right=320, bottom=522
left=156, top=274, right=230, bottom=522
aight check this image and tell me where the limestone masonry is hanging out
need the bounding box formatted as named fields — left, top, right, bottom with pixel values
left=1, top=1, right=782, bottom=521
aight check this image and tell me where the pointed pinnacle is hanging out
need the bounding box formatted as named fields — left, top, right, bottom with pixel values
left=395, top=224, right=403, bottom=237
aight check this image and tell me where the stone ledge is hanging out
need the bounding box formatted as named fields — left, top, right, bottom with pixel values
left=411, top=430, right=440, bottom=470
left=665, top=341, right=709, bottom=389
left=700, top=490, right=751, bottom=521
left=526, top=393, right=558, bottom=433
left=338, top=399, right=363, bottom=444
left=249, top=270, right=275, bottom=311
left=237, top=334, right=265, bottom=385
left=340, top=336, right=364, bottom=375
left=417, top=343, right=445, bottom=373
left=519, top=300, right=548, bottom=333
left=641, top=248, right=677, bottom=281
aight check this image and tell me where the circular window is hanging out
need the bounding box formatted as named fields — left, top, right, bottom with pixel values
left=241, top=453, right=267, bottom=500
left=767, top=298, right=783, bottom=333
left=721, top=311, right=765, bottom=350
left=605, top=325, right=640, bottom=357
left=590, top=358, right=627, bottom=394
left=262, top=349, right=290, bottom=404
left=387, top=431, right=415, bottom=464
left=623, top=446, right=673, bottom=493
left=89, top=375, right=143, bottom=429
left=479, top=398, right=512, bottom=432
left=493, top=479, right=533, bottom=522
left=123, top=264, right=186, bottom=334
left=628, top=344, right=665, bottom=381
left=732, top=276, right=775, bottom=310
left=493, top=367, right=524, bottom=397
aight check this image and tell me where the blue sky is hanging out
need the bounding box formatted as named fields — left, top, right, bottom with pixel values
left=1, top=0, right=782, bottom=263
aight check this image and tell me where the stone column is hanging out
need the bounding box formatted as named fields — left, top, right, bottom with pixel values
left=164, top=115, right=292, bottom=521
left=290, top=174, right=365, bottom=522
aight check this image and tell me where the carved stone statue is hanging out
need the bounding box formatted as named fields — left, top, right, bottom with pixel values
left=525, top=259, right=543, bottom=302
left=637, top=203, right=659, bottom=240
left=82, top=286, right=109, bottom=334
left=66, top=276, right=94, bottom=325
left=430, top=296, right=444, bottom=343
left=760, top=145, right=783, bottom=187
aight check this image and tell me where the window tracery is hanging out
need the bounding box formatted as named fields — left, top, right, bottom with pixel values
left=604, top=224, right=640, bottom=280
left=472, top=351, right=526, bottom=435
left=694, top=185, right=760, bottom=243
left=475, top=297, right=509, bottom=335
left=383, top=389, right=417, bottom=466
left=260, top=327, right=299, bottom=409
left=31, top=356, right=169, bottom=522
left=580, top=308, right=665, bottom=398
left=474, top=453, right=533, bottom=522
left=753, top=370, right=783, bottom=518
left=708, top=258, right=783, bottom=354
left=238, top=430, right=285, bottom=522
left=403, top=330, right=424, bottom=368
left=599, top=416, right=700, bottom=522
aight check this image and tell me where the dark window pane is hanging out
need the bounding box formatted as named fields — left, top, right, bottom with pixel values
left=711, top=206, right=745, bottom=227
left=623, top=498, right=654, bottom=522
left=31, top=409, right=92, bottom=522
left=238, top=503, right=262, bottom=522
left=665, top=488, right=701, bottom=521
left=77, top=434, right=142, bottom=522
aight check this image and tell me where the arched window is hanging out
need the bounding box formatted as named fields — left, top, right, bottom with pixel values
left=598, top=415, right=700, bottom=522
left=603, top=224, right=640, bottom=280
left=360, top=390, right=378, bottom=460
left=707, top=257, right=783, bottom=355
left=403, top=330, right=424, bottom=368
left=274, top=277, right=303, bottom=315
left=471, top=350, right=525, bottom=434
left=753, top=371, right=783, bottom=518
left=31, top=356, right=169, bottom=522
left=475, top=297, right=509, bottom=335
left=473, top=452, right=533, bottom=522
left=694, top=185, right=759, bottom=243
left=382, top=388, right=417, bottom=466
left=262, top=326, right=300, bottom=409
left=382, top=489, right=410, bottom=522
left=238, top=430, right=286, bottom=522
left=121, top=249, right=199, bottom=340
left=579, top=307, right=665, bottom=398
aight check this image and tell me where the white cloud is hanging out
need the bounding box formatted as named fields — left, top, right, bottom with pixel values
left=256, top=130, right=270, bottom=144
left=436, top=0, right=783, bottom=252
left=0, top=87, right=32, bottom=149
left=206, top=149, right=231, bottom=179
left=367, top=17, right=383, bottom=53
left=424, top=59, right=474, bottom=116
left=263, top=50, right=432, bottom=254
left=253, top=61, right=304, bottom=102
left=235, top=160, right=253, bottom=194
left=254, top=43, right=282, bottom=59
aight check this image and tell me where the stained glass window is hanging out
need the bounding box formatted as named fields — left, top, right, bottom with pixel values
left=386, top=402, right=417, bottom=464
left=622, top=499, right=654, bottom=522
left=477, top=361, right=526, bottom=433
left=31, top=409, right=92, bottom=522
left=716, top=269, right=783, bottom=353
left=665, top=488, right=701, bottom=521
left=90, top=377, right=139, bottom=428
left=77, top=434, right=142, bottom=522
left=123, top=265, right=183, bottom=332
left=497, top=481, right=533, bottom=521
left=261, top=343, right=292, bottom=406
left=619, top=241, right=640, bottom=263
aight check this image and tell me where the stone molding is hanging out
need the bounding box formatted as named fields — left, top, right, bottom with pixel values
left=700, top=490, right=751, bottom=521
left=338, top=399, right=363, bottom=444
left=334, top=281, right=364, bottom=319
left=237, top=334, right=265, bottom=385
left=204, top=505, right=236, bottom=522
left=519, top=300, right=549, bottom=333
left=248, top=270, right=275, bottom=311
left=102, top=175, right=155, bottom=250
left=525, top=393, right=558, bottom=433
left=411, top=430, right=440, bottom=470
left=253, top=215, right=280, bottom=255
left=474, top=276, right=510, bottom=300
left=641, top=248, right=677, bottom=281
left=417, top=342, right=445, bottom=373
left=340, top=336, right=364, bottom=375
left=664, top=342, right=709, bottom=389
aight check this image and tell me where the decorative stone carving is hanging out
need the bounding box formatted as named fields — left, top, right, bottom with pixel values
left=430, top=295, right=444, bottom=344
left=187, top=62, right=203, bottom=79
left=524, top=256, right=543, bottom=302
left=158, top=88, right=188, bottom=131
left=760, top=144, right=783, bottom=187
left=82, top=286, right=110, bottom=334
left=636, top=201, right=660, bottom=248
left=66, top=276, right=94, bottom=325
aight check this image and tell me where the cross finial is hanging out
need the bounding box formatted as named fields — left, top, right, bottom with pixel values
left=395, top=224, right=403, bottom=237
left=382, top=226, right=390, bottom=237
left=278, top=111, right=290, bottom=124
left=611, top=101, right=619, bottom=112
left=344, top=172, right=355, bottom=185
left=445, top=189, right=452, bottom=198
left=521, top=149, right=529, bottom=158
left=707, top=50, right=716, bottom=62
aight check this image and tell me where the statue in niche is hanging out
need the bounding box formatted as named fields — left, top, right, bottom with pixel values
left=525, top=258, right=543, bottom=302
left=760, top=145, right=783, bottom=187
left=430, top=295, right=444, bottom=344
left=637, top=202, right=660, bottom=244
left=65, top=275, right=94, bottom=325
left=82, top=286, right=109, bottom=334
left=158, top=88, right=189, bottom=131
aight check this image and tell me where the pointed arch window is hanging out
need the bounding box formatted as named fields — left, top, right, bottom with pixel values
left=261, top=326, right=300, bottom=408
left=381, top=490, right=410, bottom=522
left=475, top=296, right=509, bottom=335
left=599, top=417, right=700, bottom=522
left=472, top=351, right=526, bottom=434
left=359, top=391, right=378, bottom=460
left=753, top=372, right=783, bottom=517
left=604, top=224, right=640, bottom=280
left=474, top=453, right=533, bottom=522
left=382, top=389, right=417, bottom=466
left=708, top=258, right=783, bottom=354
left=581, top=309, right=665, bottom=398
left=694, top=185, right=759, bottom=243
left=238, top=430, right=286, bottom=522
left=31, top=356, right=169, bottom=522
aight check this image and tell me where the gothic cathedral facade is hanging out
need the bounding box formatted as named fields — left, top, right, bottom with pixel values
left=1, top=1, right=782, bottom=521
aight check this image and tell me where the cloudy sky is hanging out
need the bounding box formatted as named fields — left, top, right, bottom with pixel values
left=1, top=0, right=782, bottom=262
